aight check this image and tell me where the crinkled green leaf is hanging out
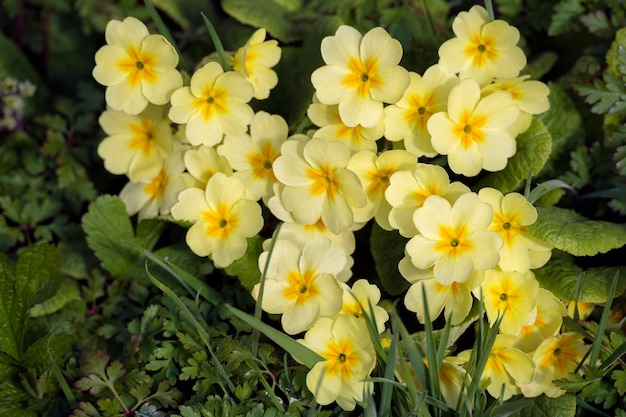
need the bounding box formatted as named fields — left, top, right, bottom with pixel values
left=529, top=206, right=626, bottom=256
left=82, top=195, right=135, bottom=278
left=0, top=254, right=25, bottom=361
left=513, top=393, right=576, bottom=417
left=15, top=243, right=60, bottom=307
left=28, top=280, right=80, bottom=317
left=21, top=333, right=72, bottom=370
left=370, top=223, right=409, bottom=295
left=477, top=118, right=552, bottom=193
left=224, top=235, right=263, bottom=292
left=221, top=0, right=298, bottom=43
left=0, top=380, right=37, bottom=417
left=533, top=251, right=626, bottom=303
left=537, top=83, right=584, bottom=177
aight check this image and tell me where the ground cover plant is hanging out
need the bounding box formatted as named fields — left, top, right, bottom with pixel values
left=1, top=0, right=626, bottom=416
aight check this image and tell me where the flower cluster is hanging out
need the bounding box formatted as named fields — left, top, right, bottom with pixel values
left=93, top=6, right=586, bottom=412
left=0, top=76, right=36, bottom=132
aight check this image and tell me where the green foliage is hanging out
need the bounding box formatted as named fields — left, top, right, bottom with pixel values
left=533, top=251, right=626, bottom=303
left=512, top=393, right=577, bottom=417
left=370, top=223, right=409, bottom=296
left=224, top=235, right=263, bottom=292
left=529, top=206, right=626, bottom=256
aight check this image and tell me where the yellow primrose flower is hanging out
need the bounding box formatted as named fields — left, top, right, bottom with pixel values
left=340, top=279, right=389, bottom=333
left=230, top=28, right=281, bottom=100
left=92, top=16, right=182, bottom=115
left=171, top=172, right=263, bottom=268
left=404, top=270, right=483, bottom=324
left=300, top=315, right=376, bottom=411
left=346, top=150, right=416, bottom=230
left=311, top=25, right=410, bottom=128
left=182, top=145, right=233, bottom=189
left=520, top=332, right=588, bottom=398
left=97, top=105, right=173, bottom=182
left=567, top=300, right=595, bottom=320
left=481, top=76, right=550, bottom=135
left=438, top=5, right=526, bottom=86
left=273, top=137, right=367, bottom=234
left=169, top=62, right=254, bottom=146
left=385, top=163, right=470, bottom=237
left=266, top=185, right=357, bottom=257
left=406, top=192, right=502, bottom=285
left=479, top=269, right=539, bottom=335
left=119, top=145, right=187, bottom=221
left=252, top=238, right=346, bottom=334
left=307, top=95, right=382, bottom=154
left=428, top=78, right=520, bottom=177
left=218, top=111, right=288, bottom=201
left=514, top=288, right=567, bottom=353
left=478, top=188, right=552, bottom=272
left=383, top=65, right=459, bottom=157
left=482, top=335, right=535, bottom=400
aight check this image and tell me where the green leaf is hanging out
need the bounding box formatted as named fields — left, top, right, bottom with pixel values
left=28, top=280, right=80, bottom=317
left=0, top=254, right=26, bottom=361
left=612, top=370, right=626, bottom=395
left=513, top=393, right=576, bottom=417
left=370, top=223, right=409, bottom=296
left=15, top=244, right=61, bottom=307
left=529, top=206, right=626, bottom=256
left=533, top=251, right=626, bottom=303
left=225, top=304, right=323, bottom=369
left=151, top=0, right=219, bottom=29
left=537, top=83, right=584, bottom=177
left=477, top=118, right=552, bottom=193
left=549, top=0, right=583, bottom=36
left=134, top=219, right=166, bottom=251
left=221, top=0, right=299, bottom=43
left=21, top=333, right=72, bottom=370
left=224, top=235, right=263, bottom=292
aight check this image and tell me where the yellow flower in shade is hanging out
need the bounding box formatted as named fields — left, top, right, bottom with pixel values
left=481, top=76, right=550, bottom=135
left=478, top=188, right=552, bottom=272
left=567, top=301, right=595, bottom=320
left=171, top=172, right=263, bottom=268
left=218, top=111, right=288, bottom=201
left=252, top=238, right=346, bottom=334
left=92, top=16, right=182, bottom=115
left=97, top=105, right=173, bottom=182
left=520, top=332, right=588, bottom=398
left=479, top=269, right=539, bottom=335
left=340, top=279, right=389, bottom=333
left=266, top=184, right=356, bottom=257
left=480, top=335, right=535, bottom=400
left=311, top=25, right=410, bottom=128
left=272, top=137, right=367, bottom=234
left=383, top=65, right=459, bottom=157
left=385, top=163, right=470, bottom=237
left=428, top=78, right=520, bottom=177
left=513, top=288, right=567, bottom=353
left=230, top=28, right=281, bottom=100
left=404, top=270, right=483, bottom=324
left=307, top=94, right=383, bottom=154
left=406, top=193, right=502, bottom=285
left=300, top=315, right=376, bottom=410
left=119, top=145, right=187, bottom=221
left=437, top=6, right=526, bottom=86
left=182, top=145, right=233, bottom=189
left=347, top=150, right=416, bottom=230
left=169, top=62, right=254, bottom=146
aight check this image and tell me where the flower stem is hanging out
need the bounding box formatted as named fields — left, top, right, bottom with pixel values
left=484, top=0, right=495, bottom=20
